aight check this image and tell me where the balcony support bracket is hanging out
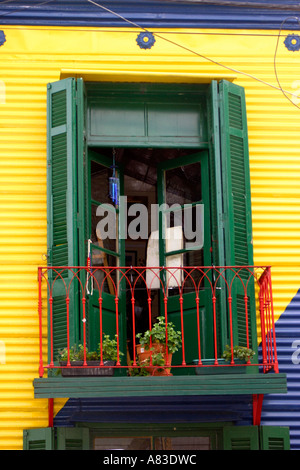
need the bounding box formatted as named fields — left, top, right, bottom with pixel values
left=48, top=398, right=54, bottom=427
left=252, top=393, right=264, bottom=425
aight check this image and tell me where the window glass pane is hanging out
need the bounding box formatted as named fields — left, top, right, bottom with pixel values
left=154, top=436, right=210, bottom=450
left=94, top=437, right=152, bottom=450
left=91, top=203, right=118, bottom=254
left=165, top=162, right=201, bottom=205
left=90, top=248, right=118, bottom=295
left=166, top=249, right=204, bottom=296
left=182, top=250, right=205, bottom=291
left=164, top=204, right=204, bottom=253
left=91, top=160, right=113, bottom=204
left=183, top=249, right=204, bottom=268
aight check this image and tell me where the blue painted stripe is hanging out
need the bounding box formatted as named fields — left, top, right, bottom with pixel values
left=261, top=289, right=300, bottom=450
left=54, top=395, right=253, bottom=427
left=0, top=1, right=299, bottom=30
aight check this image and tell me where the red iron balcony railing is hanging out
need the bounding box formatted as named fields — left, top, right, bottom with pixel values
left=37, top=265, right=279, bottom=378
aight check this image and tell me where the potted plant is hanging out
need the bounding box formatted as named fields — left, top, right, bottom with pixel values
left=98, top=334, right=124, bottom=362
left=222, top=344, right=255, bottom=363
left=128, top=358, right=151, bottom=377
left=135, top=316, right=182, bottom=376
left=58, top=334, right=123, bottom=377
left=193, top=344, right=255, bottom=375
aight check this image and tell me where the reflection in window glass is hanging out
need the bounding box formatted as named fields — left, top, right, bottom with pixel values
left=94, top=437, right=152, bottom=450
left=166, top=249, right=205, bottom=296
left=91, top=203, right=118, bottom=254
left=93, top=436, right=210, bottom=450
left=165, top=162, right=201, bottom=206
left=90, top=247, right=118, bottom=295
left=183, top=249, right=205, bottom=291
left=163, top=204, right=204, bottom=252
left=155, top=436, right=210, bottom=450
left=91, top=160, right=113, bottom=204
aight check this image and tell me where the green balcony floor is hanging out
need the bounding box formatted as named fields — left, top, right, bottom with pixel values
left=34, top=373, right=287, bottom=399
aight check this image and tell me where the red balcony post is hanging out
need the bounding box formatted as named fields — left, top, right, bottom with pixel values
left=195, top=294, right=202, bottom=365
left=147, top=293, right=152, bottom=367
left=212, top=293, right=218, bottom=365
left=163, top=295, right=169, bottom=365
left=244, top=293, right=251, bottom=364
left=259, top=277, right=267, bottom=369
left=267, top=267, right=279, bottom=373
left=66, top=296, right=70, bottom=366
left=228, top=295, right=234, bottom=365
left=38, top=267, right=44, bottom=378
left=115, top=296, right=120, bottom=366
left=99, top=296, right=103, bottom=365
left=131, top=293, right=137, bottom=366
left=179, top=294, right=186, bottom=366
left=49, top=295, right=54, bottom=367
left=265, top=280, right=272, bottom=369
left=82, top=296, right=87, bottom=366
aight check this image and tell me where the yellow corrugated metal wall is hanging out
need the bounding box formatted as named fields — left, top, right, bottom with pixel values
left=0, top=25, right=299, bottom=449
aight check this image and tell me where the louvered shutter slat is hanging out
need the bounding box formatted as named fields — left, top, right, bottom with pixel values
left=47, top=78, right=79, bottom=358
left=223, top=426, right=259, bottom=450
left=219, top=80, right=257, bottom=353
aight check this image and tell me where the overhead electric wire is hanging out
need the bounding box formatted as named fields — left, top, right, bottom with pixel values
left=0, top=0, right=299, bottom=106
left=87, top=0, right=300, bottom=102
left=274, top=16, right=300, bottom=110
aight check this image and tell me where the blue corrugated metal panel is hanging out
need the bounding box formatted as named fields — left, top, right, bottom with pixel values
left=0, top=0, right=299, bottom=29
left=54, top=395, right=253, bottom=427
left=261, top=289, right=300, bottom=450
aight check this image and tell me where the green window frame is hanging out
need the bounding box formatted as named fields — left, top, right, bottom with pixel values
left=23, top=424, right=290, bottom=450
left=46, top=77, right=256, bottom=360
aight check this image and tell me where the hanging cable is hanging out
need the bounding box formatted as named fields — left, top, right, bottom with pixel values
left=274, top=16, right=300, bottom=110
left=86, top=0, right=299, bottom=99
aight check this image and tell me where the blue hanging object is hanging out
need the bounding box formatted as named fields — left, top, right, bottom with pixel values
left=109, top=148, right=120, bottom=206
left=109, top=176, right=119, bottom=206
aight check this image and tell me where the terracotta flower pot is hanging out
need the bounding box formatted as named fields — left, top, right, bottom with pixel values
left=136, top=343, right=173, bottom=376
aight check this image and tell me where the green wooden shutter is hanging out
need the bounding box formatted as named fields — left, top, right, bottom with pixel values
left=219, top=80, right=253, bottom=268
left=23, top=428, right=54, bottom=450
left=207, top=80, right=224, bottom=269
left=219, top=80, right=257, bottom=353
left=260, top=426, right=290, bottom=450
left=47, top=78, right=79, bottom=356
left=23, top=427, right=90, bottom=450
left=75, top=78, right=88, bottom=344
left=223, top=426, right=259, bottom=450
left=56, top=427, right=90, bottom=450
left=77, top=78, right=87, bottom=268
left=207, top=81, right=227, bottom=355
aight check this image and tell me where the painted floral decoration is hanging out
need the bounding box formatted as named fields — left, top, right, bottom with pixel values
left=0, top=31, right=6, bottom=47
left=136, top=32, right=156, bottom=49
left=284, top=34, right=300, bottom=52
